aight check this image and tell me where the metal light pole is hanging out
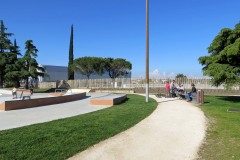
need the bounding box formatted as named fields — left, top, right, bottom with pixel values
left=145, top=0, right=149, bottom=102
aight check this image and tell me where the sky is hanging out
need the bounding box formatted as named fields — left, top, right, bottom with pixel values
left=1, top=0, right=240, bottom=78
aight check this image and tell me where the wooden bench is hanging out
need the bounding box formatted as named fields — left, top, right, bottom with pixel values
left=16, top=90, right=32, bottom=100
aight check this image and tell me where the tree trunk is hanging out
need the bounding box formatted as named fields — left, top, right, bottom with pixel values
left=25, top=78, right=29, bottom=89
left=0, top=74, right=4, bottom=88
left=87, top=76, right=90, bottom=88
left=112, top=78, right=115, bottom=88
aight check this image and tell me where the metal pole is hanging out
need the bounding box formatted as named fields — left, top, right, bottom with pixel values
left=146, top=0, right=149, bottom=102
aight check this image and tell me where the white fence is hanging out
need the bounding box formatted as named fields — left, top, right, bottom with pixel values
left=36, top=78, right=240, bottom=90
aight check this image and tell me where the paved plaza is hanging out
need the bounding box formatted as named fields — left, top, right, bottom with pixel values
left=0, top=90, right=111, bottom=130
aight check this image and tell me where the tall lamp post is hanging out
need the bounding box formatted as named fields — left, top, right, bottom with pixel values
left=146, top=0, right=149, bottom=102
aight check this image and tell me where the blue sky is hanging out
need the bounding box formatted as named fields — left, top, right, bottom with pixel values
left=1, top=0, right=240, bottom=78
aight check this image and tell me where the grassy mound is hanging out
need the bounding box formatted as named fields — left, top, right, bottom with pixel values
left=0, top=94, right=157, bottom=160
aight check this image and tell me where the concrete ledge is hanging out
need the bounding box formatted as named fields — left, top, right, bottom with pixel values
left=90, top=94, right=127, bottom=106
left=49, top=92, right=64, bottom=97
left=66, top=89, right=92, bottom=94
left=95, top=89, right=134, bottom=94
left=0, top=103, right=4, bottom=111
left=0, top=92, right=86, bottom=111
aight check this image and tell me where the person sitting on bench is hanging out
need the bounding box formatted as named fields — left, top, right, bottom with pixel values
left=176, top=83, right=185, bottom=99
left=185, top=83, right=196, bottom=102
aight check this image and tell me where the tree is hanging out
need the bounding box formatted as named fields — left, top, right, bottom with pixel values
left=199, top=22, right=240, bottom=86
left=68, top=24, right=74, bottom=80
left=0, top=20, right=45, bottom=88
left=4, top=39, right=22, bottom=87
left=175, top=74, right=187, bottom=79
left=0, top=20, right=14, bottom=87
left=72, top=57, right=105, bottom=88
left=19, top=40, right=44, bottom=89
left=105, top=58, right=132, bottom=86
left=72, top=56, right=105, bottom=79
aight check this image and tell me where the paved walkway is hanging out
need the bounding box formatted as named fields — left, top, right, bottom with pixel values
left=69, top=95, right=206, bottom=160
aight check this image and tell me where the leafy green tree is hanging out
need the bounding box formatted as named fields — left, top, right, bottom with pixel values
left=68, top=24, right=74, bottom=80
left=105, top=58, right=132, bottom=86
left=175, top=73, right=187, bottom=79
left=0, top=20, right=14, bottom=87
left=72, top=56, right=105, bottom=87
left=199, top=22, right=240, bottom=86
left=72, top=57, right=105, bottom=78
left=19, top=40, right=44, bottom=89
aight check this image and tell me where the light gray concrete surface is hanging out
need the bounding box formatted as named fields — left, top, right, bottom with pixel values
left=69, top=95, right=206, bottom=160
left=0, top=89, right=112, bottom=131
left=91, top=93, right=126, bottom=100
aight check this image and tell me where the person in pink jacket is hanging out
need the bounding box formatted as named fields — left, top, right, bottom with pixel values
left=165, top=81, right=170, bottom=97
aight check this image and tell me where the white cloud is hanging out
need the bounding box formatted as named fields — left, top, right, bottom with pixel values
left=150, top=69, right=159, bottom=78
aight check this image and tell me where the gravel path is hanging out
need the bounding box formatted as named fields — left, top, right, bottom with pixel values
left=69, top=95, right=206, bottom=160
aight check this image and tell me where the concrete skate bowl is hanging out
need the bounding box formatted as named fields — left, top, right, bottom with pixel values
left=0, top=92, right=86, bottom=111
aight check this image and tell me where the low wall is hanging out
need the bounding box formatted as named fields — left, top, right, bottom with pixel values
left=0, top=92, right=86, bottom=111
left=133, top=88, right=240, bottom=96
left=94, top=89, right=134, bottom=94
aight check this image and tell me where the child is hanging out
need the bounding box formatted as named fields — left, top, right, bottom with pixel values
left=12, top=86, right=17, bottom=99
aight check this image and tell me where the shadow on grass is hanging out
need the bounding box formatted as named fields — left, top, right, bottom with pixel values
left=115, top=98, right=130, bottom=105
left=218, top=96, right=240, bottom=103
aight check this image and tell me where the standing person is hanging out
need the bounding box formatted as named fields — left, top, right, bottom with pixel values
left=12, top=86, right=17, bottom=99
left=165, top=81, right=170, bottom=98
left=185, top=83, right=197, bottom=101
left=29, top=83, right=34, bottom=95
left=170, top=80, right=176, bottom=97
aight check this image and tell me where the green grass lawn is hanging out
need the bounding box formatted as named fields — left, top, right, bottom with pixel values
left=198, top=96, right=240, bottom=160
left=33, top=88, right=56, bottom=93
left=0, top=94, right=157, bottom=160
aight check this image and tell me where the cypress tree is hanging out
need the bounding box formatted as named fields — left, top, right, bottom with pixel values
left=68, top=24, right=74, bottom=80
left=4, top=39, right=22, bottom=87
left=0, top=20, right=14, bottom=88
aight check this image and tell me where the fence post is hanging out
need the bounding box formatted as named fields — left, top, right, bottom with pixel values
left=197, top=89, right=204, bottom=104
